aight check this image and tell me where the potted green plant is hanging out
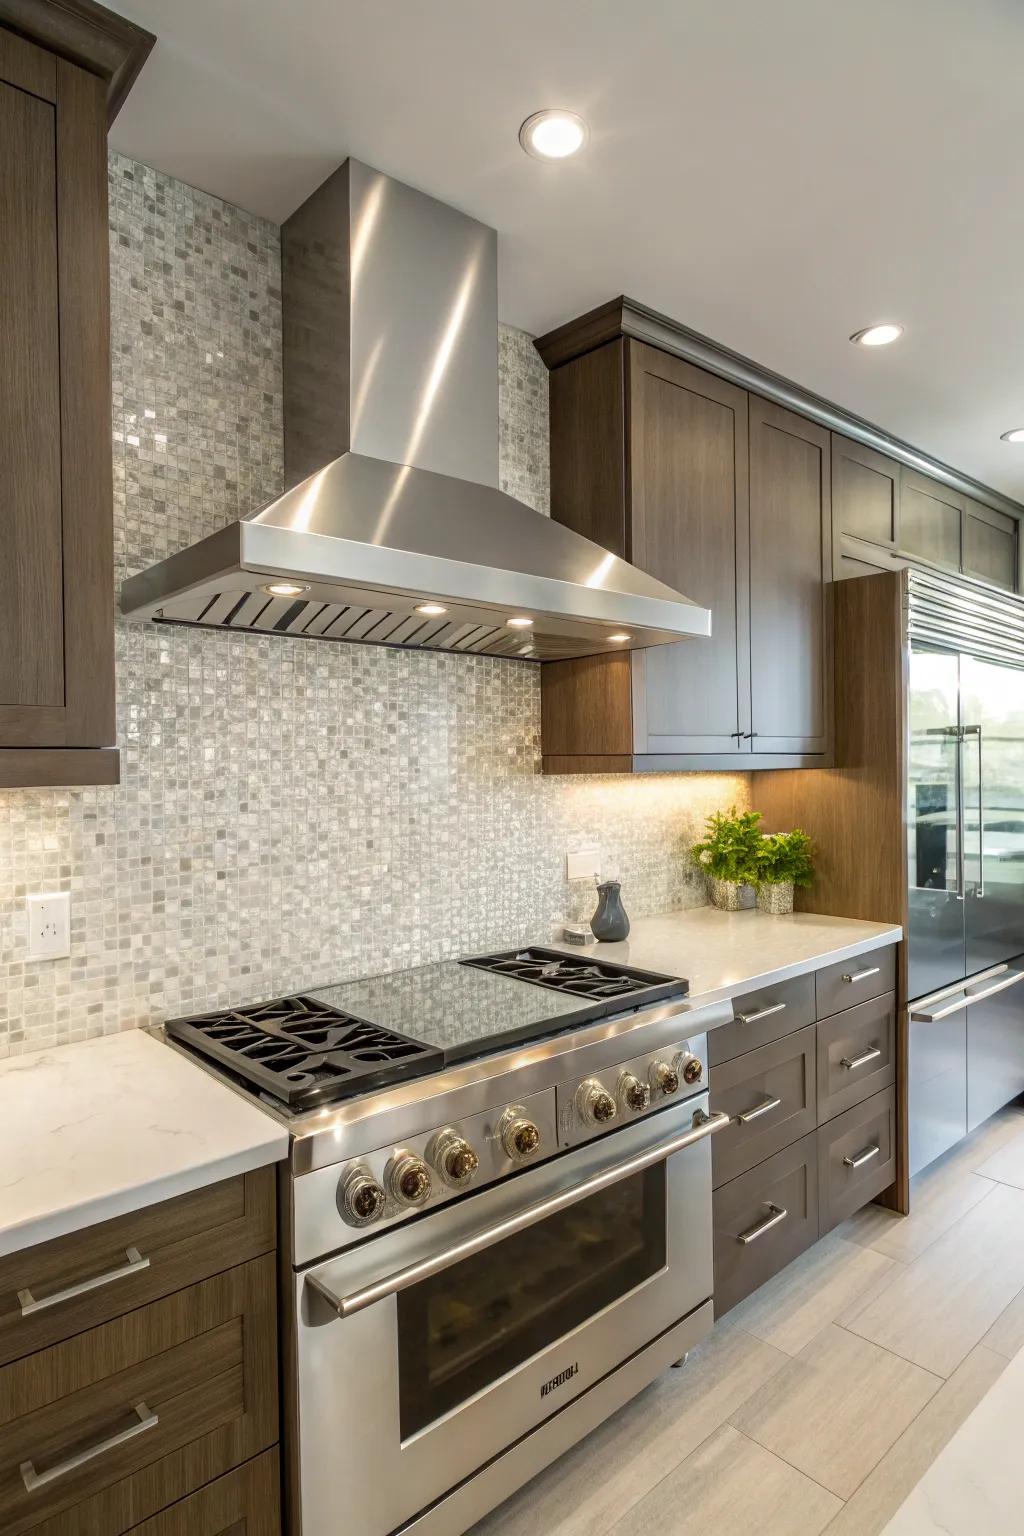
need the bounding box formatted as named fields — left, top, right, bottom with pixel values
left=753, top=828, right=814, bottom=914
left=691, top=807, right=762, bottom=911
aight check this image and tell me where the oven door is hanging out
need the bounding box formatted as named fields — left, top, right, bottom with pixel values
left=295, top=1095, right=726, bottom=1536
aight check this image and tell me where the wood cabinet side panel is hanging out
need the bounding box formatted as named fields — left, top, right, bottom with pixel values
left=548, top=340, right=628, bottom=557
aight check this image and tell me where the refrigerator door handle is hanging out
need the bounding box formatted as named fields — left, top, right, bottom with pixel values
left=955, top=725, right=966, bottom=901
left=963, top=725, right=984, bottom=898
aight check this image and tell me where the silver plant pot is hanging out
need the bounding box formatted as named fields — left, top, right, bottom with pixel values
left=707, top=877, right=756, bottom=912
left=756, top=881, right=795, bottom=915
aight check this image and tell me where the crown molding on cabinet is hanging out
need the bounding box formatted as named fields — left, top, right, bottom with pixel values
left=0, top=0, right=154, bottom=122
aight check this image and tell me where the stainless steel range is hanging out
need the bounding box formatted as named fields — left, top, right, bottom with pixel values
left=166, top=947, right=733, bottom=1536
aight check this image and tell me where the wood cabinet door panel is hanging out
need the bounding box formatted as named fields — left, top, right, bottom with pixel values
left=124, top=1451, right=280, bottom=1536
left=712, top=1132, right=819, bottom=1316
left=818, top=1087, right=896, bottom=1234
left=816, top=992, right=896, bottom=1124
left=900, top=469, right=964, bottom=570
left=0, top=78, right=64, bottom=712
left=710, top=1025, right=817, bottom=1187
left=748, top=398, right=831, bottom=752
left=831, top=434, right=901, bottom=580
left=963, top=498, right=1017, bottom=591
left=629, top=341, right=750, bottom=753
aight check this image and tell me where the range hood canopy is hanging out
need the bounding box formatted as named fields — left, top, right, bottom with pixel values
left=120, top=160, right=711, bottom=661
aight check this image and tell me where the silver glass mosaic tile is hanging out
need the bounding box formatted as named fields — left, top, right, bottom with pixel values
left=0, top=154, right=749, bottom=1057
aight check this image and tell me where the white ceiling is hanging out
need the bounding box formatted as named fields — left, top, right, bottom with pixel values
left=110, top=0, right=1024, bottom=501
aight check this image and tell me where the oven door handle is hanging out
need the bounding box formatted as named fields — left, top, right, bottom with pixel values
left=307, top=1109, right=731, bottom=1320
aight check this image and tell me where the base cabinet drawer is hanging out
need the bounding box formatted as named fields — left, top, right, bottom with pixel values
left=0, top=1169, right=276, bottom=1369
left=711, top=1026, right=817, bottom=1187
left=817, top=992, right=896, bottom=1123
left=818, top=1088, right=896, bottom=1236
left=815, top=945, right=896, bottom=1019
left=125, top=1451, right=280, bottom=1536
left=0, top=1256, right=278, bottom=1536
left=708, top=973, right=816, bottom=1067
left=713, top=1133, right=819, bottom=1317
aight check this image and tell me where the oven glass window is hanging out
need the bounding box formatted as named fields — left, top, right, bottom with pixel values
left=397, top=1165, right=666, bottom=1438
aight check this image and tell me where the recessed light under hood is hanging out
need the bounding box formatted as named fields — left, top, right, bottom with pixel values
left=121, top=160, right=711, bottom=662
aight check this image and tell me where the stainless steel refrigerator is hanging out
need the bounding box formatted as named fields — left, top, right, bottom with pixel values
left=906, top=572, right=1024, bottom=1174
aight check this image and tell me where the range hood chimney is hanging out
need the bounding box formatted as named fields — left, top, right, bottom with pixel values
left=121, top=161, right=711, bottom=661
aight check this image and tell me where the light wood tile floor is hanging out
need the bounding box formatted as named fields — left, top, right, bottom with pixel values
left=469, top=1105, right=1024, bottom=1536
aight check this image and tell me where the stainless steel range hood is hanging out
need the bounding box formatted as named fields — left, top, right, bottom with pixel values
left=121, top=160, right=710, bottom=661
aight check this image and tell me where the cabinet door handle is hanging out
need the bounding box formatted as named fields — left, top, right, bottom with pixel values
left=20, top=1401, right=158, bottom=1492
left=841, top=966, right=881, bottom=984
left=18, top=1246, right=150, bottom=1317
left=840, top=1045, right=882, bottom=1071
left=737, top=1096, right=783, bottom=1124
left=843, top=1144, right=881, bottom=1170
left=737, top=1203, right=788, bottom=1245
left=735, top=1002, right=786, bottom=1026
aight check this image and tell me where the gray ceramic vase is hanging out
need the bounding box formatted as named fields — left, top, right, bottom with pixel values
left=591, top=880, right=630, bottom=942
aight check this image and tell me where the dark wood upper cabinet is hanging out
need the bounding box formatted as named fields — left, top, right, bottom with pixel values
left=899, top=468, right=964, bottom=570
left=748, top=400, right=831, bottom=754
left=831, top=434, right=901, bottom=579
left=963, top=497, right=1018, bottom=591
left=0, top=18, right=134, bottom=788
left=540, top=329, right=831, bottom=772
left=631, top=344, right=750, bottom=756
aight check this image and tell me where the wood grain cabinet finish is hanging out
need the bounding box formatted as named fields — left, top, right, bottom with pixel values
left=747, top=399, right=832, bottom=754
left=831, top=435, right=901, bottom=567
left=900, top=469, right=965, bottom=571
left=815, top=944, right=896, bottom=1019
left=0, top=1255, right=277, bottom=1536
left=818, top=1087, right=896, bottom=1235
left=710, top=1025, right=817, bottom=1187
left=964, top=498, right=1018, bottom=591
left=0, top=26, right=118, bottom=788
left=539, top=327, right=833, bottom=773
left=124, top=1451, right=280, bottom=1536
left=707, top=972, right=815, bottom=1067
left=816, top=992, right=897, bottom=1124
left=0, top=1169, right=275, bottom=1369
left=712, top=1132, right=819, bottom=1317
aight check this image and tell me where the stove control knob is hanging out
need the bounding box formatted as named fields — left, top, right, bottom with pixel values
left=338, top=1167, right=386, bottom=1228
left=576, top=1078, right=617, bottom=1128
left=429, top=1128, right=480, bottom=1189
left=498, top=1106, right=542, bottom=1162
left=618, top=1072, right=652, bottom=1115
left=675, top=1050, right=704, bottom=1086
left=386, top=1151, right=432, bottom=1207
left=649, top=1060, right=680, bottom=1098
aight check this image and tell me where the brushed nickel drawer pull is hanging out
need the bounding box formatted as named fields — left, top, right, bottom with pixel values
left=738, top=1095, right=783, bottom=1124
left=840, top=1045, right=882, bottom=1071
left=737, top=1203, right=788, bottom=1245
left=20, top=1401, right=158, bottom=1492
left=843, top=1144, right=881, bottom=1170
left=842, top=966, right=881, bottom=984
left=736, top=1002, right=786, bottom=1026
left=18, top=1246, right=150, bottom=1317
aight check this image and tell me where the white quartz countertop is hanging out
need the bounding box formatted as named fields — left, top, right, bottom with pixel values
left=549, top=907, right=902, bottom=1009
left=881, top=1344, right=1024, bottom=1534
left=0, top=1030, right=287, bottom=1259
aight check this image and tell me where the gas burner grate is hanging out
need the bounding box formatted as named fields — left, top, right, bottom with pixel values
left=459, top=946, right=688, bottom=1015
left=165, top=994, right=442, bottom=1110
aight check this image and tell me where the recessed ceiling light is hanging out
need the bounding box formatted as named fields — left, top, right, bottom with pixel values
left=1000, top=428, right=1024, bottom=443
left=262, top=581, right=310, bottom=597
left=506, top=616, right=534, bottom=628
left=519, top=109, right=589, bottom=161
left=415, top=602, right=448, bottom=616
left=850, top=323, right=904, bottom=347
left=607, top=633, right=632, bottom=643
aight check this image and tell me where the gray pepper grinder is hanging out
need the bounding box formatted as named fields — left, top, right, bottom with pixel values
left=591, top=879, right=630, bottom=942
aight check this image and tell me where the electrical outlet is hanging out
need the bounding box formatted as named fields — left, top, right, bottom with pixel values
left=26, top=892, right=71, bottom=961
left=566, top=847, right=601, bottom=883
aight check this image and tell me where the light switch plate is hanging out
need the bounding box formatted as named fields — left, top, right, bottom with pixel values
left=566, top=847, right=601, bottom=883
left=26, top=892, right=71, bottom=961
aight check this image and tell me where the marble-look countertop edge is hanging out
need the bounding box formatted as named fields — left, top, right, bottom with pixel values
left=682, top=924, right=903, bottom=1009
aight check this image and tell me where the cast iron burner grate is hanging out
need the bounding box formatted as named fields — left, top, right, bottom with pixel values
left=165, top=994, right=442, bottom=1110
left=459, top=946, right=687, bottom=1013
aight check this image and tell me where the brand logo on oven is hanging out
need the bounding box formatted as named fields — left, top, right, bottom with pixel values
left=540, top=1362, right=580, bottom=1399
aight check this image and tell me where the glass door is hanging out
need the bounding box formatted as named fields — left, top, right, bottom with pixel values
left=961, top=656, right=1024, bottom=976
left=907, top=646, right=965, bottom=1000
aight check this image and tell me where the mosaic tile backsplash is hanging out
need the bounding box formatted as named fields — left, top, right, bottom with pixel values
left=0, top=154, right=748, bottom=1056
